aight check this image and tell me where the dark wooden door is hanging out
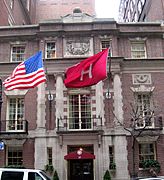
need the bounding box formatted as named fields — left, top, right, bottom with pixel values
left=69, top=159, right=93, bottom=180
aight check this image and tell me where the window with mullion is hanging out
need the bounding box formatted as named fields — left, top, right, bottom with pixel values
left=135, top=93, right=154, bottom=128
left=8, top=98, right=24, bottom=131
left=69, top=94, right=91, bottom=130
left=11, top=46, right=25, bottom=62
left=7, top=146, right=23, bottom=166
left=131, top=42, right=146, bottom=58
left=47, top=147, right=52, bottom=165
left=109, top=146, right=115, bottom=169
left=101, top=40, right=111, bottom=56
left=46, top=42, right=56, bottom=59
left=139, top=143, right=155, bottom=168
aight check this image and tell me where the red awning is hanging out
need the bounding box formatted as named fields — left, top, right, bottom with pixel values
left=64, top=149, right=95, bottom=160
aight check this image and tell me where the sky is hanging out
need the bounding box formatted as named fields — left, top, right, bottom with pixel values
left=95, top=0, right=120, bottom=21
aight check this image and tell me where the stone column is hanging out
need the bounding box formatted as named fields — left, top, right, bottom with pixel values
left=35, top=137, right=47, bottom=169
left=114, top=136, right=129, bottom=180
left=112, top=60, right=129, bottom=179
left=113, top=72, right=123, bottom=124
left=37, top=82, right=46, bottom=129
left=55, top=73, right=64, bottom=128
left=95, top=81, right=105, bottom=125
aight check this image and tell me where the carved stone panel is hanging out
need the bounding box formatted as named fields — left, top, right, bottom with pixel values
left=63, top=37, right=93, bottom=57
left=132, top=74, right=152, bottom=85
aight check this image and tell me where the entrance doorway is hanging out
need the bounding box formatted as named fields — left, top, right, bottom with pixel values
left=69, top=159, right=93, bottom=180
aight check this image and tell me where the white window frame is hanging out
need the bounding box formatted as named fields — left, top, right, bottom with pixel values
left=131, top=41, right=147, bottom=59
left=101, top=40, right=111, bottom=54
left=7, top=97, right=25, bottom=132
left=134, top=92, right=154, bottom=129
left=11, top=45, right=26, bottom=62
left=68, top=90, right=92, bottom=131
left=45, top=42, right=56, bottom=59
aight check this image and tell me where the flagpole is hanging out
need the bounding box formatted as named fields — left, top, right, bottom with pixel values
left=105, top=48, right=111, bottom=99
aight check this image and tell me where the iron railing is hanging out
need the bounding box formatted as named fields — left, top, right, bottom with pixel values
left=0, top=120, right=28, bottom=134
left=134, top=116, right=163, bottom=130
left=57, top=117, right=103, bottom=132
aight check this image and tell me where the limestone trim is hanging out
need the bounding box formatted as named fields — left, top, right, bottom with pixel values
left=4, top=89, right=28, bottom=97
left=136, top=135, right=159, bottom=142
left=130, top=85, right=155, bottom=93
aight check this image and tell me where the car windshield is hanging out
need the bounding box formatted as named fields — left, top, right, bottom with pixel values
left=40, top=171, right=51, bottom=180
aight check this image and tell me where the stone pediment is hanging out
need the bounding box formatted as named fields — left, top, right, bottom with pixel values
left=62, top=8, right=94, bottom=23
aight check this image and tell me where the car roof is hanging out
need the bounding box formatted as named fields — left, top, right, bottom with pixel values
left=0, top=168, right=42, bottom=172
left=139, top=178, right=164, bottom=180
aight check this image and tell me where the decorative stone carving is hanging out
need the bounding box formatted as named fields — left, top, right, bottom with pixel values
left=132, top=74, right=151, bottom=85
left=66, top=40, right=90, bottom=55
left=131, top=85, right=154, bottom=93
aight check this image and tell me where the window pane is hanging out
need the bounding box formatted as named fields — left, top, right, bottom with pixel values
left=101, top=41, right=110, bottom=50
left=8, top=147, right=23, bottom=166
left=47, top=147, right=52, bottom=165
left=135, top=93, right=153, bottom=128
left=69, top=94, right=91, bottom=129
left=139, top=143, right=155, bottom=168
left=131, top=42, right=146, bottom=58
left=11, top=46, right=25, bottom=62
left=8, top=98, right=24, bottom=131
left=101, top=41, right=111, bottom=56
left=46, top=42, right=56, bottom=58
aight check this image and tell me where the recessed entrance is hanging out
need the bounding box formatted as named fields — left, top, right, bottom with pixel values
left=69, top=159, right=93, bottom=180
left=65, top=145, right=95, bottom=180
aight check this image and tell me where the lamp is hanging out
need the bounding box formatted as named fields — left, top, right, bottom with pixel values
left=48, top=92, right=53, bottom=101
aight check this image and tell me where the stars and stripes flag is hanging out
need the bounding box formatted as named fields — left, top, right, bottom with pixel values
left=3, top=51, right=46, bottom=90
left=64, top=48, right=109, bottom=88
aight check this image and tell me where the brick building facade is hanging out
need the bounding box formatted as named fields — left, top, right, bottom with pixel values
left=0, top=11, right=164, bottom=180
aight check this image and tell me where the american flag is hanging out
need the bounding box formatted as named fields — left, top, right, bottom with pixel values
left=3, top=51, right=46, bottom=90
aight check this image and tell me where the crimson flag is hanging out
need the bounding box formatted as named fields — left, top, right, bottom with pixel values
left=64, top=48, right=109, bottom=88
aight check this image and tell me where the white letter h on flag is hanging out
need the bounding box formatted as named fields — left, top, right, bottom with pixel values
left=80, top=64, right=93, bottom=81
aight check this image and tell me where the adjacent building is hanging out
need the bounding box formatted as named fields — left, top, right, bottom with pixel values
left=0, top=0, right=95, bottom=26
left=0, top=0, right=35, bottom=26
left=0, top=9, right=164, bottom=180
left=119, top=0, right=164, bottom=22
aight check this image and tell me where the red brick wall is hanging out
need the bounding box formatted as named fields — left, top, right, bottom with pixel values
left=35, top=0, right=95, bottom=23
left=23, top=139, right=35, bottom=168
left=0, top=147, right=6, bottom=167
left=147, top=0, right=164, bottom=22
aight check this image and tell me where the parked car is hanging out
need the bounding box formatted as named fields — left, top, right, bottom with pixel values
left=137, top=178, right=164, bottom=180
left=0, top=168, right=51, bottom=180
